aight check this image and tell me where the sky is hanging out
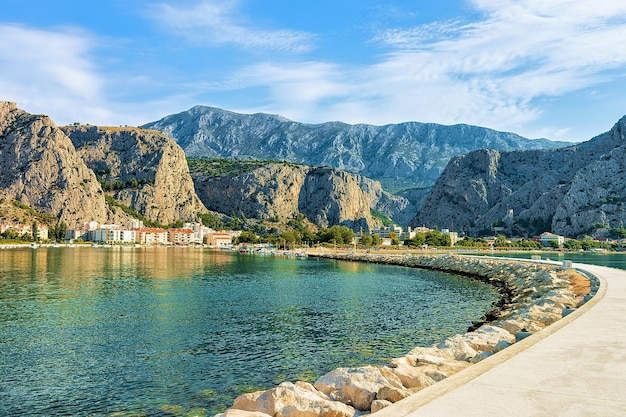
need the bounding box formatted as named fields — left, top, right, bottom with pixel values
left=1, top=0, right=626, bottom=142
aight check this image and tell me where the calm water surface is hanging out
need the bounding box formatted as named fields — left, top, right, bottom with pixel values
left=477, top=251, right=626, bottom=270
left=0, top=247, right=499, bottom=416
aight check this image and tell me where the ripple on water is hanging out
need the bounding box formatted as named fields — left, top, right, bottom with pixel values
left=0, top=248, right=498, bottom=416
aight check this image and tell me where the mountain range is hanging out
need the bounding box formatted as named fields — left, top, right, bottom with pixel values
left=0, top=102, right=384, bottom=232
left=412, top=115, right=626, bottom=238
left=4, top=100, right=626, bottom=239
left=143, top=105, right=570, bottom=190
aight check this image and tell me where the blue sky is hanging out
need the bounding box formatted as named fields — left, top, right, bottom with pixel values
left=2, top=0, right=626, bottom=142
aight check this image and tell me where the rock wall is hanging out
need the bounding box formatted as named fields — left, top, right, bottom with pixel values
left=412, top=114, right=626, bottom=237
left=62, top=125, right=207, bottom=225
left=217, top=254, right=591, bottom=417
left=192, top=163, right=377, bottom=232
left=0, top=102, right=108, bottom=227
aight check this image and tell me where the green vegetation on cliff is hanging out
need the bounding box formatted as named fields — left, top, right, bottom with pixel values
left=187, top=157, right=302, bottom=178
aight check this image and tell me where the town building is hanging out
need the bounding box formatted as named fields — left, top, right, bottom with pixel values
left=134, top=228, right=168, bottom=245
left=371, top=224, right=403, bottom=238
left=168, top=228, right=195, bottom=245
left=206, top=232, right=232, bottom=247
left=0, top=223, right=48, bottom=240
left=540, top=232, right=565, bottom=247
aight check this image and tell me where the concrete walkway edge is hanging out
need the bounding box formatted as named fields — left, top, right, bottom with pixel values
left=372, top=261, right=616, bottom=416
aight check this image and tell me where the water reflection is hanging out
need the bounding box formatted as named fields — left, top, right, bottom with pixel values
left=0, top=247, right=498, bottom=416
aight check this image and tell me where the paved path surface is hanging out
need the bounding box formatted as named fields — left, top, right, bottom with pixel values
left=373, top=263, right=626, bottom=417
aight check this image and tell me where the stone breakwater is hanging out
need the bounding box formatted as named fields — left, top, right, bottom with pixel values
left=216, top=253, right=592, bottom=417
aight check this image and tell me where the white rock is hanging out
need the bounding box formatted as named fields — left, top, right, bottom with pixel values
left=461, top=325, right=515, bottom=353
left=313, top=366, right=405, bottom=411
left=215, top=409, right=272, bottom=417
left=390, top=356, right=470, bottom=389
left=232, top=381, right=356, bottom=417
left=371, top=400, right=393, bottom=413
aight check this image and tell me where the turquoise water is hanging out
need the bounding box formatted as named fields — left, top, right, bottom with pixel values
left=474, top=251, right=626, bottom=270
left=0, top=247, right=498, bottom=416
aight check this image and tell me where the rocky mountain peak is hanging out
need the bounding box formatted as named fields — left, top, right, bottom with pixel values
left=412, top=113, right=626, bottom=238
left=143, top=106, right=571, bottom=189
left=190, top=160, right=377, bottom=231
left=62, top=125, right=207, bottom=225
left=0, top=102, right=108, bottom=227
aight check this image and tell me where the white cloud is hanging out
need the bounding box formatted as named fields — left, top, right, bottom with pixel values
left=148, top=0, right=315, bottom=52
left=0, top=24, right=113, bottom=124
left=216, top=0, right=626, bottom=138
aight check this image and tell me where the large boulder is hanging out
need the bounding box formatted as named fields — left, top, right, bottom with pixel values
left=231, top=381, right=356, bottom=417
left=215, top=410, right=272, bottom=417
left=406, top=334, right=478, bottom=363
left=389, top=355, right=470, bottom=389
left=460, top=325, right=516, bottom=353
left=313, top=366, right=408, bottom=411
left=371, top=399, right=393, bottom=413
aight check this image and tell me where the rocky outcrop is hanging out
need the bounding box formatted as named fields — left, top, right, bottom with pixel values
left=411, top=114, right=626, bottom=237
left=313, top=366, right=410, bottom=411
left=299, top=168, right=375, bottom=231
left=218, top=254, right=592, bottom=416
left=354, top=175, right=427, bottom=226
left=143, top=106, right=569, bottom=189
left=0, top=102, right=108, bottom=227
left=191, top=162, right=377, bottom=231
left=62, top=125, right=207, bottom=225
left=230, top=381, right=356, bottom=417
left=0, top=102, right=209, bottom=228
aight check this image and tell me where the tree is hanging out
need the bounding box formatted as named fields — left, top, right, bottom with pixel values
left=563, top=239, right=582, bottom=251
left=425, top=230, right=451, bottom=247
left=226, top=211, right=242, bottom=230
left=494, top=234, right=509, bottom=247
left=360, top=235, right=373, bottom=247
left=235, top=231, right=258, bottom=244
left=405, top=233, right=426, bottom=248
left=548, top=240, right=561, bottom=249
left=31, top=222, right=39, bottom=242
left=388, top=231, right=400, bottom=246
left=317, top=225, right=355, bottom=245
left=50, top=222, right=68, bottom=241
left=281, top=230, right=300, bottom=245
left=371, top=233, right=382, bottom=246
left=197, top=212, right=224, bottom=230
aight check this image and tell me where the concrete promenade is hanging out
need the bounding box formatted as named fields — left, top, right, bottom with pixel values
left=373, top=263, right=626, bottom=417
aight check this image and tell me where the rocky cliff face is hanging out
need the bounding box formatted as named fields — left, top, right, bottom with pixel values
left=0, top=102, right=209, bottom=229
left=0, top=102, right=108, bottom=227
left=191, top=162, right=377, bottom=231
left=143, top=106, right=570, bottom=188
left=353, top=175, right=429, bottom=226
left=62, top=125, right=207, bottom=225
left=412, top=115, right=626, bottom=237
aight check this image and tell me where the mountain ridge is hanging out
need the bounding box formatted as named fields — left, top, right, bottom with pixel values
left=143, top=105, right=571, bottom=189
left=411, top=114, right=626, bottom=237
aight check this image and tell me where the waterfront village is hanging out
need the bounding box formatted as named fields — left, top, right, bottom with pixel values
left=0, top=219, right=619, bottom=251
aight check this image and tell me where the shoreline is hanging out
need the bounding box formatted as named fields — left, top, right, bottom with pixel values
left=218, top=252, right=595, bottom=417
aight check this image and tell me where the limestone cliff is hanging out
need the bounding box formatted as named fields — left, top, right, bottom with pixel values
left=411, top=115, right=626, bottom=237
left=354, top=175, right=430, bottom=226
left=190, top=161, right=377, bottom=231
left=0, top=102, right=108, bottom=227
left=62, top=125, right=207, bottom=225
